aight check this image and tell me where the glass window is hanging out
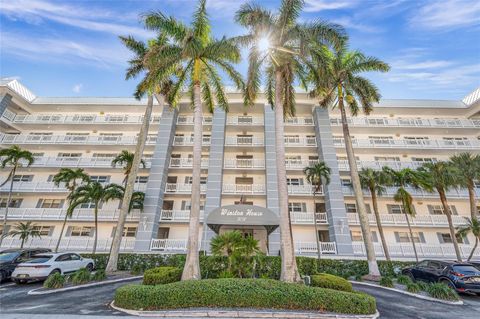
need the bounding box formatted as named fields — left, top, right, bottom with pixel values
left=80, top=202, right=98, bottom=209
left=388, top=205, right=404, bottom=214
left=38, top=199, right=63, bottom=208
left=288, top=202, right=306, bottom=212
left=395, top=232, right=424, bottom=243
left=0, top=198, right=23, bottom=208
left=70, top=226, right=93, bottom=237
left=345, top=203, right=357, bottom=213
left=32, top=226, right=52, bottom=236
left=286, top=178, right=303, bottom=186
left=90, top=176, right=109, bottom=183
left=135, top=176, right=149, bottom=183
left=13, top=175, right=33, bottom=182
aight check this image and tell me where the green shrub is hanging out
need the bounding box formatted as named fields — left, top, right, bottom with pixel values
left=71, top=268, right=92, bottom=285
left=43, top=272, right=65, bottom=289
left=426, top=283, right=459, bottom=301
left=131, top=263, right=146, bottom=275
left=417, top=281, right=429, bottom=291
left=380, top=276, right=394, bottom=288
left=310, top=273, right=353, bottom=292
left=115, top=279, right=376, bottom=315
left=143, top=267, right=182, bottom=285
left=92, top=269, right=107, bottom=281
left=396, top=275, right=412, bottom=285
left=406, top=282, right=421, bottom=293
left=218, top=271, right=235, bottom=278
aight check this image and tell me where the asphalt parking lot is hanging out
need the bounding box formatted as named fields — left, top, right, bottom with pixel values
left=0, top=280, right=479, bottom=318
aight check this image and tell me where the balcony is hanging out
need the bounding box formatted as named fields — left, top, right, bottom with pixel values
left=176, top=116, right=212, bottom=125
left=160, top=210, right=206, bottom=222
left=284, top=137, right=317, bottom=147
left=341, top=185, right=479, bottom=199
left=225, top=136, right=264, bottom=146
left=294, top=241, right=337, bottom=255
left=165, top=183, right=207, bottom=194
left=287, top=184, right=322, bottom=195
left=0, top=208, right=141, bottom=221
left=0, top=237, right=136, bottom=252
left=222, top=184, right=266, bottom=195
left=285, top=159, right=317, bottom=170
left=169, top=158, right=209, bottom=169
left=0, top=134, right=157, bottom=146
left=227, top=116, right=264, bottom=126
left=347, top=213, right=469, bottom=227
left=0, top=182, right=147, bottom=193
left=21, top=156, right=151, bottom=169
left=330, top=117, right=480, bottom=129
left=290, top=212, right=328, bottom=224
left=333, top=138, right=480, bottom=150
left=337, top=160, right=424, bottom=171
left=284, top=117, right=314, bottom=126
left=224, top=158, right=265, bottom=169
left=150, top=239, right=188, bottom=252
left=173, top=136, right=211, bottom=146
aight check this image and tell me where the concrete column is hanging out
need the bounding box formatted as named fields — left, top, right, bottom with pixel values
left=264, top=104, right=281, bottom=255
left=134, top=107, right=177, bottom=251
left=313, top=107, right=353, bottom=255
left=202, top=108, right=226, bottom=252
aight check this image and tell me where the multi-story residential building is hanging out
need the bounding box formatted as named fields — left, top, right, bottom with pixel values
left=1, top=78, right=479, bottom=260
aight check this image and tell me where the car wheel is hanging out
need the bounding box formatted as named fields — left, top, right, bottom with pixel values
left=86, top=263, right=94, bottom=272
left=49, top=269, right=61, bottom=276
left=0, top=271, right=5, bottom=283
left=406, top=272, right=416, bottom=282
left=13, top=279, right=23, bottom=285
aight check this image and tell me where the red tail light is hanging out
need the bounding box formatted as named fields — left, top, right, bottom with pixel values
left=450, top=271, right=464, bottom=277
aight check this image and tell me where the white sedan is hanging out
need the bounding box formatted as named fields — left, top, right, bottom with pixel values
left=12, top=252, right=94, bottom=283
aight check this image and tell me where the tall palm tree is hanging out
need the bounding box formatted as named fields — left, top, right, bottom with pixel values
left=235, top=0, right=345, bottom=283
left=7, top=221, right=41, bottom=248
left=383, top=167, right=422, bottom=262
left=67, top=182, right=123, bottom=254
left=310, top=42, right=389, bottom=277
left=450, top=153, right=480, bottom=220
left=303, top=161, right=330, bottom=260
left=359, top=168, right=391, bottom=261
left=0, top=146, right=35, bottom=246
left=456, top=217, right=480, bottom=261
left=52, top=168, right=90, bottom=252
left=143, top=0, right=244, bottom=280
left=417, top=162, right=463, bottom=261
left=111, top=150, right=146, bottom=187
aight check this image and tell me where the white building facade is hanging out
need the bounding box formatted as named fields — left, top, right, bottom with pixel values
left=1, top=79, right=479, bottom=260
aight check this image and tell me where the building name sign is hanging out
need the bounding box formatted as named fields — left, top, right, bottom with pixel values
left=206, top=205, right=279, bottom=226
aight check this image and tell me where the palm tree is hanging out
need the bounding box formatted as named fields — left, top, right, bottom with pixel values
left=143, top=0, right=244, bottom=280
left=7, top=222, right=41, bottom=248
left=303, top=161, right=330, bottom=260
left=310, top=42, right=389, bottom=277
left=359, top=168, right=391, bottom=261
left=67, top=182, right=123, bottom=254
left=211, top=230, right=244, bottom=274
left=0, top=146, right=35, bottom=246
left=52, top=168, right=90, bottom=252
left=450, top=153, right=480, bottom=220
left=111, top=150, right=146, bottom=187
left=383, top=167, right=423, bottom=262
left=456, top=217, right=480, bottom=261
left=235, top=0, right=345, bottom=283
left=417, top=162, right=463, bottom=261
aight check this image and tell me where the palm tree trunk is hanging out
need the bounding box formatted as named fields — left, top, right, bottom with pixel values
left=0, top=167, right=16, bottom=247
left=55, top=213, right=69, bottom=253
left=93, top=206, right=98, bottom=255
left=371, top=190, right=390, bottom=261
left=275, top=71, right=301, bottom=283
left=21, top=238, right=25, bottom=248
left=182, top=84, right=202, bottom=281
left=338, top=89, right=380, bottom=277
left=467, top=183, right=477, bottom=220
left=313, top=197, right=321, bottom=260
left=106, top=94, right=156, bottom=273
left=468, top=236, right=478, bottom=261
left=438, top=189, right=462, bottom=261
left=402, top=203, right=419, bottom=262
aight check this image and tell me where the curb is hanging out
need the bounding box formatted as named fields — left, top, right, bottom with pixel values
left=110, top=301, right=380, bottom=319
left=27, top=276, right=142, bottom=295
left=350, top=281, right=464, bottom=305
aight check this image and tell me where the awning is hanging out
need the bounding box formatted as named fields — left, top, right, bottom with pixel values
left=206, top=205, right=279, bottom=234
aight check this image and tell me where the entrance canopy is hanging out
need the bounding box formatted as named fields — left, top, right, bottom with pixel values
left=206, top=205, right=279, bottom=235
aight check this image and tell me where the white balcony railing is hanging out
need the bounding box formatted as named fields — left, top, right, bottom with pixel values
left=224, top=158, right=265, bottom=169
left=22, top=156, right=151, bottom=168
left=165, top=183, right=207, bottom=194
left=341, top=185, right=479, bottom=199
left=225, top=136, right=264, bottom=146
left=227, top=116, right=264, bottom=125
left=173, top=136, right=211, bottom=146
left=176, top=116, right=212, bottom=125
left=0, top=237, right=136, bottom=252
left=330, top=117, right=480, bottom=129
left=290, top=212, right=328, bottom=224
left=0, top=182, right=147, bottom=193
left=337, top=160, right=425, bottom=171
left=347, top=213, right=469, bottom=227
left=295, top=241, right=337, bottom=255
left=285, top=160, right=318, bottom=170
left=222, top=184, right=266, bottom=194
left=0, top=208, right=141, bottom=221
left=284, top=117, right=314, bottom=126
left=169, top=158, right=209, bottom=168
left=287, top=184, right=322, bottom=195
left=150, top=239, right=188, bottom=251
left=333, top=138, right=480, bottom=150
left=0, top=134, right=157, bottom=146
left=284, top=137, right=317, bottom=147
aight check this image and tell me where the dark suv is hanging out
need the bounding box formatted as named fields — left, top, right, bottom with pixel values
left=402, top=260, right=480, bottom=294
left=0, top=248, right=51, bottom=282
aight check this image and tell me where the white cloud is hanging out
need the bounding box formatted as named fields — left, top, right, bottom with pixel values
left=304, top=0, right=356, bottom=12
left=72, top=84, right=83, bottom=93
left=409, top=0, right=480, bottom=30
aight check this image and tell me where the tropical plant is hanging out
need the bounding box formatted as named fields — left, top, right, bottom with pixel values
left=0, top=146, right=35, bottom=246
left=456, top=217, right=480, bottom=261
left=450, top=152, right=480, bottom=219
left=143, top=0, right=244, bottom=280
left=417, top=162, right=463, bottom=261
left=67, top=182, right=124, bottom=254
left=382, top=167, right=423, bottom=262
left=359, top=168, right=391, bottom=261
left=111, top=150, right=146, bottom=187
left=235, top=0, right=345, bottom=282
left=310, top=41, right=389, bottom=277
left=303, top=161, right=331, bottom=260
left=43, top=272, right=65, bottom=289
left=7, top=221, right=41, bottom=248
left=52, top=168, right=90, bottom=252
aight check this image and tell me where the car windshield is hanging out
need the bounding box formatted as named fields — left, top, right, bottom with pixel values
left=0, top=252, right=19, bottom=262
left=24, top=255, right=53, bottom=263
left=453, top=265, right=480, bottom=273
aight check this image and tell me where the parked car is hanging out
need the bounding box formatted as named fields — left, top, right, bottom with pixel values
left=469, top=261, right=480, bottom=270
left=402, top=260, right=480, bottom=294
left=12, top=252, right=94, bottom=284
left=0, top=248, right=51, bottom=282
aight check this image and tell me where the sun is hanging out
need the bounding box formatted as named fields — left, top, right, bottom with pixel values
left=257, top=36, right=271, bottom=53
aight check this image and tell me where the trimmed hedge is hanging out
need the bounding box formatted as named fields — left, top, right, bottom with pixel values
left=310, top=273, right=353, bottom=292
left=115, top=279, right=376, bottom=315
left=143, top=267, right=182, bottom=285
left=81, top=253, right=412, bottom=279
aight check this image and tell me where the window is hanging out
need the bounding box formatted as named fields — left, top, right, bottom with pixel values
left=288, top=202, right=306, bottom=212
left=80, top=202, right=100, bottom=209
left=369, top=136, right=393, bottom=145
left=157, top=227, right=169, bottom=239
left=375, top=156, right=400, bottom=162
left=13, top=175, right=33, bottom=182
left=341, top=179, right=352, bottom=187
left=73, top=115, right=95, bottom=122
left=284, top=135, right=300, bottom=143
left=92, top=153, right=116, bottom=158
left=286, top=178, right=303, bottom=186
left=65, top=133, right=89, bottom=141
left=368, top=118, right=387, bottom=125
left=32, top=225, right=53, bottom=236
left=395, top=231, right=425, bottom=243
left=404, top=137, right=429, bottom=145
left=181, top=201, right=205, bottom=211
left=285, top=155, right=302, bottom=164
left=350, top=231, right=378, bottom=242
left=58, top=152, right=81, bottom=158
left=428, top=205, right=457, bottom=215
left=112, top=226, right=137, bottom=237
left=69, top=226, right=93, bottom=237
left=90, top=176, right=110, bottom=183
left=135, top=176, right=149, bottom=183
left=443, top=137, right=469, bottom=146
left=184, top=176, right=207, bottom=184
left=437, top=233, right=468, bottom=244
left=345, top=204, right=357, bottom=213
left=0, top=198, right=23, bottom=208
left=105, top=115, right=125, bottom=122
left=37, top=199, right=64, bottom=209
left=412, top=157, right=437, bottom=163
left=387, top=204, right=409, bottom=215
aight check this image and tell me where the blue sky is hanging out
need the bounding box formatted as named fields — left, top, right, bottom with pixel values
left=1, top=0, right=479, bottom=100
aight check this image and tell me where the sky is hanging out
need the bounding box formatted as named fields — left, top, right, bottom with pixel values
left=0, top=0, right=479, bottom=100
